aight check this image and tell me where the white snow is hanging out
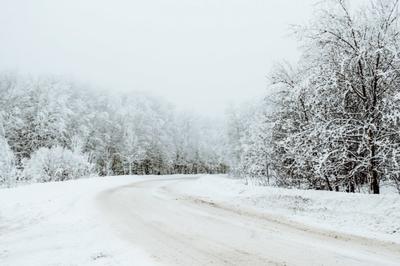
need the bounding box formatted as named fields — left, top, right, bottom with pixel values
left=2, top=174, right=399, bottom=266
left=174, top=175, right=400, bottom=244
left=0, top=176, right=159, bottom=266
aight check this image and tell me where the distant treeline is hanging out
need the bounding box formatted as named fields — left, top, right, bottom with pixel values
left=0, top=73, right=227, bottom=185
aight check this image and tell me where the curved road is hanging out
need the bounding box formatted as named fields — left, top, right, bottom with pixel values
left=97, top=177, right=400, bottom=266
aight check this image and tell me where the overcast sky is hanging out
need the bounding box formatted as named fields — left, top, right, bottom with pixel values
left=0, top=0, right=320, bottom=116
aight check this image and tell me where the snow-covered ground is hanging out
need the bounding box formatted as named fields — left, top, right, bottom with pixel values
left=1, top=175, right=399, bottom=266
left=0, top=176, right=159, bottom=266
left=174, top=175, right=400, bottom=244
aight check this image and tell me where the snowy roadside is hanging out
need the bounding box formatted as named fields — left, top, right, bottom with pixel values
left=173, top=175, right=400, bottom=244
left=0, top=176, right=159, bottom=266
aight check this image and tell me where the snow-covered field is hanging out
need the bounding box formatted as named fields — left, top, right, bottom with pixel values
left=0, top=176, right=159, bottom=266
left=174, top=175, right=400, bottom=244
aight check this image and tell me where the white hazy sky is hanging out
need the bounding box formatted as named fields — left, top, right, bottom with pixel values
left=0, top=0, right=319, bottom=116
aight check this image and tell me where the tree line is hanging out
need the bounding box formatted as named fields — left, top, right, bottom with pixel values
left=226, top=0, right=400, bottom=194
left=0, top=73, right=227, bottom=186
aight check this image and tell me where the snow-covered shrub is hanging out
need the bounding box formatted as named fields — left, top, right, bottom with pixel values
left=0, top=136, right=17, bottom=187
left=22, top=146, right=95, bottom=183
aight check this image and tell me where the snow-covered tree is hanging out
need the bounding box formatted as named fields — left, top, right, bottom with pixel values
left=293, top=0, right=400, bottom=193
left=22, top=146, right=95, bottom=182
left=227, top=0, right=400, bottom=194
left=0, top=72, right=228, bottom=184
left=0, top=134, right=17, bottom=187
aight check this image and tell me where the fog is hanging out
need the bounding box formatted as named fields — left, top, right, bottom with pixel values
left=0, top=0, right=319, bottom=115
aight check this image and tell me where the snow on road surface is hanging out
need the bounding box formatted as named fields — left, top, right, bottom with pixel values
left=0, top=176, right=159, bottom=266
left=173, top=175, right=400, bottom=244
left=98, top=176, right=400, bottom=266
left=1, top=175, right=400, bottom=265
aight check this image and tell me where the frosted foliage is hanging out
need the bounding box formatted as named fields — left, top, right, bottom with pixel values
left=0, top=73, right=228, bottom=185
left=0, top=136, right=16, bottom=186
left=22, top=146, right=95, bottom=182
left=226, top=0, right=400, bottom=194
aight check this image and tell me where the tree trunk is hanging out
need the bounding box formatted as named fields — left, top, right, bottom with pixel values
left=370, top=170, right=380, bottom=194
left=325, top=177, right=333, bottom=191
left=368, top=127, right=380, bottom=194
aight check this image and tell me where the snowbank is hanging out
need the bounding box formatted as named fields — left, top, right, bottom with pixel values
left=0, top=176, right=158, bottom=266
left=174, top=175, right=400, bottom=244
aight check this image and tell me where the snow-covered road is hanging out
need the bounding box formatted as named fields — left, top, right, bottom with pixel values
left=0, top=176, right=159, bottom=266
left=97, top=176, right=400, bottom=266
left=1, top=175, right=399, bottom=265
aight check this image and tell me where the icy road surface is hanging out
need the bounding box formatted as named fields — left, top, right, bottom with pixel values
left=97, top=176, right=400, bottom=266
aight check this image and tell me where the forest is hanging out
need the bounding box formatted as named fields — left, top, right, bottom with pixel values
left=1, top=0, right=400, bottom=195
left=0, top=73, right=227, bottom=186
